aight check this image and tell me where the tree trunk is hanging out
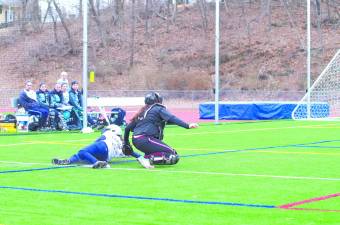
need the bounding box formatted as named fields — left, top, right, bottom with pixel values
left=50, top=7, right=59, bottom=44
left=52, top=0, right=76, bottom=54
left=79, top=0, right=83, bottom=17
left=89, top=0, right=107, bottom=47
left=113, top=0, right=124, bottom=29
left=129, top=0, right=136, bottom=67
left=40, top=0, right=52, bottom=30
left=31, top=0, right=41, bottom=32
left=266, top=0, right=272, bottom=31
left=145, top=0, right=150, bottom=36
left=197, top=0, right=208, bottom=34
left=20, top=0, right=28, bottom=33
left=171, top=0, right=177, bottom=23
left=280, top=0, right=304, bottom=49
left=315, top=0, right=324, bottom=53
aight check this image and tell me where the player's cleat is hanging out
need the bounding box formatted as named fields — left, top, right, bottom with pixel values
left=137, top=156, right=154, bottom=169
left=92, top=161, right=108, bottom=169
left=52, top=158, right=70, bottom=165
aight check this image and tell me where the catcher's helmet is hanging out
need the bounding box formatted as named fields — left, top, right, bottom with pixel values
left=144, top=92, right=163, bottom=105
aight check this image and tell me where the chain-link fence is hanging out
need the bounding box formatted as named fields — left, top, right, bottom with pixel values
left=0, top=88, right=305, bottom=114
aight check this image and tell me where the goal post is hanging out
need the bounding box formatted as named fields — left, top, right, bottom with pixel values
left=292, top=49, right=340, bottom=120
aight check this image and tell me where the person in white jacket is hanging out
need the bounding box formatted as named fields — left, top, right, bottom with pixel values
left=52, top=125, right=125, bottom=169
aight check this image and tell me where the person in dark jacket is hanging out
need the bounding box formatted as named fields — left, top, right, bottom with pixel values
left=123, top=92, right=198, bottom=168
left=69, top=81, right=83, bottom=128
left=50, top=83, right=69, bottom=130
left=18, top=81, right=49, bottom=129
left=36, top=82, right=50, bottom=108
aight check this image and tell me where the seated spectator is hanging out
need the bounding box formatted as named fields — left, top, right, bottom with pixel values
left=61, top=83, right=70, bottom=105
left=50, top=83, right=70, bottom=130
left=69, top=81, right=83, bottom=129
left=57, top=71, right=69, bottom=88
left=36, top=83, right=50, bottom=107
left=18, top=81, right=49, bottom=130
left=36, top=82, right=55, bottom=130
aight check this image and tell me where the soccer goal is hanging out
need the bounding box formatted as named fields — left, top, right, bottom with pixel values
left=292, top=49, right=340, bottom=120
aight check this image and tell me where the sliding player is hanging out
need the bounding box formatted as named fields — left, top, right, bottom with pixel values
left=123, top=92, right=198, bottom=168
left=52, top=125, right=125, bottom=169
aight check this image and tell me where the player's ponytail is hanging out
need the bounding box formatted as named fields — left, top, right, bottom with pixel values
left=130, top=104, right=151, bottom=122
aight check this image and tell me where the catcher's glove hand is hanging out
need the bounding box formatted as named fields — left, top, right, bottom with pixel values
left=122, top=143, right=133, bottom=156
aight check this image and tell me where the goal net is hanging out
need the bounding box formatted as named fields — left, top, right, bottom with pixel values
left=292, top=49, right=340, bottom=120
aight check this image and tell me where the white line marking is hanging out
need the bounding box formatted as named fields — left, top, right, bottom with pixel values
left=0, top=160, right=338, bottom=181
left=0, top=142, right=36, bottom=147
left=0, top=161, right=51, bottom=166
left=102, top=167, right=340, bottom=181
left=0, top=123, right=338, bottom=148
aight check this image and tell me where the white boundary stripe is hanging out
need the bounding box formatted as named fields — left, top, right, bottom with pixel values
left=0, top=123, right=338, bottom=148
left=0, top=161, right=51, bottom=166
left=0, top=160, right=339, bottom=181
left=0, top=142, right=37, bottom=147
left=102, top=167, right=340, bottom=181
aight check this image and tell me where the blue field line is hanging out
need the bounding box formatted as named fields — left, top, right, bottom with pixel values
left=0, top=165, right=77, bottom=174
left=0, top=185, right=276, bottom=209
left=293, top=145, right=340, bottom=149
left=1, top=139, right=339, bottom=175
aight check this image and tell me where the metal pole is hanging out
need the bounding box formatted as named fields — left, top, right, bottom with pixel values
left=214, top=0, right=220, bottom=124
left=82, top=0, right=88, bottom=128
left=307, top=0, right=311, bottom=119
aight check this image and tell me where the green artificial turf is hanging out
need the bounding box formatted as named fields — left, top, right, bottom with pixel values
left=0, top=120, right=339, bottom=225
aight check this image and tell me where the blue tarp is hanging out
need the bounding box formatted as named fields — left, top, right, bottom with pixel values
left=199, top=102, right=329, bottom=120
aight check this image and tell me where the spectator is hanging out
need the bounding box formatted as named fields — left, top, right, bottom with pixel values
left=50, top=83, right=69, bottom=130
left=57, top=71, right=69, bottom=88
left=18, top=81, right=49, bottom=130
left=69, top=81, right=83, bottom=128
left=36, top=82, right=50, bottom=108
left=61, top=83, right=70, bottom=105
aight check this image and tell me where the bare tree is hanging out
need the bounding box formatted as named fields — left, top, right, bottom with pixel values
left=145, top=0, right=150, bottom=36
left=40, top=0, right=52, bottom=30
left=197, top=0, right=208, bottom=33
left=29, top=0, right=41, bottom=32
left=79, top=0, right=83, bottom=17
left=171, top=0, right=177, bottom=23
left=129, top=0, right=136, bottom=67
left=19, top=0, right=29, bottom=33
left=112, top=0, right=124, bottom=28
left=52, top=0, right=76, bottom=54
left=265, top=0, right=272, bottom=31
left=314, top=0, right=324, bottom=53
left=89, top=0, right=107, bottom=47
left=279, top=0, right=304, bottom=49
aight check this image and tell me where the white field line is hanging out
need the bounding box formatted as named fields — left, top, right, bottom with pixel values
left=101, top=167, right=340, bottom=181
left=0, top=142, right=37, bottom=147
left=0, top=123, right=338, bottom=148
left=0, top=160, right=51, bottom=166
left=0, top=160, right=339, bottom=181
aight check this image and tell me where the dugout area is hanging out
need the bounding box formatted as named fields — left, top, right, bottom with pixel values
left=0, top=120, right=339, bottom=225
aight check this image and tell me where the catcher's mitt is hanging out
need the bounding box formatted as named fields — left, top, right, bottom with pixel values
left=122, top=143, right=133, bottom=155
